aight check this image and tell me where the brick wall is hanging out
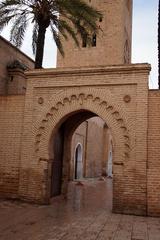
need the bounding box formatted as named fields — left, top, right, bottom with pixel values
left=85, top=117, right=105, bottom=178
left=0, top=95, right=25, bottom=198
left=102, top=127, right=112, bottom=177
left=1, top=65, right=160, bottom=216
left=0, top=36, right=34, bottom=95
left=19, top=64, right=150, bottom=215
left=71, top=121, right=87, bottom=179
left=148, top=90, right=160, bottom=216
left=57, top=0, right=132, bottom=67
left=71, top=117, right=109, bottom=179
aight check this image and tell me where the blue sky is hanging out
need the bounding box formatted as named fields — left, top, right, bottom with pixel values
left=1, top=0, right=159, bottom=88
left=132, top=0, right=158, bottom=88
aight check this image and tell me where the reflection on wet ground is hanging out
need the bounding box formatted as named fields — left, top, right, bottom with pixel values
left=0, top=178, right=160, bottom=240
left=67, top=178, right=112, bottom=213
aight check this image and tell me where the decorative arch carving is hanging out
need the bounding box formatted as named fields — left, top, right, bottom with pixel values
left=34, top=93, right=131, bottom=164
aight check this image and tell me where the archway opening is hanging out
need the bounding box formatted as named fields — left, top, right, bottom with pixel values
left=49, top=110, right=113, bottom=211
left=74, top=143, right=83, bottom=180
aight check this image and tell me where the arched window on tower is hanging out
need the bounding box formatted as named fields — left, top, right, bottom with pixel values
left=92, top=33, right=96, bottom=47
left=82, top=34, right=87, bottom=48
left=82, top=33, right=97, bottom=48
left=99, top=17, right=103, bottom=22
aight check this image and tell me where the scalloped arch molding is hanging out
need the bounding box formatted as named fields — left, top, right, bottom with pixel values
left=35, top=92, right=130, bottom=163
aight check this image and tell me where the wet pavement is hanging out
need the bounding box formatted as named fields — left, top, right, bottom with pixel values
left=0, top=178, right=160, bottom=240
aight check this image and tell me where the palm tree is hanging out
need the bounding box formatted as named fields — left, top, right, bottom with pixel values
left=158, top=0, right=160, bottom=88
left=0, top=0, right=102, bottom=69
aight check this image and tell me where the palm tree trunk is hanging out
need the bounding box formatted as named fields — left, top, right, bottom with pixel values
left=35, top=24, right=47, bottom=69
left=158, top=0, right=160, bottom=89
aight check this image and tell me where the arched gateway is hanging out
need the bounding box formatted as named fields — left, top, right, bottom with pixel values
left=18, top=64, right=150, bottom=216
left=0, top=0, right=159, bottom=217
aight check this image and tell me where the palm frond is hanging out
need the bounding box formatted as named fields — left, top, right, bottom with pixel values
left=50, top=24, right=64, bottom=57
left=56, top=0, right=102, bottom=45
left=0, top=0, right=103, bottom=68
left=32, top=22, right=38, bottom=55
left=0, top=15, right=15, bottom=32
left=0, top=0, right=22, bottom=11
left=10, top=14, right=28, bottom=47
left=53, top=18, right=79, bottom=47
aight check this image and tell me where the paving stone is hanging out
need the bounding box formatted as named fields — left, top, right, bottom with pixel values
left=0, top=179, right=159, bottom=240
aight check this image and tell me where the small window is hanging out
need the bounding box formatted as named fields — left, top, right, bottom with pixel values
left=92, top=34, right=96, bottom=47
left=99, top=17, right=103, bottom=22
left=82, top=34, right=87, bottom=48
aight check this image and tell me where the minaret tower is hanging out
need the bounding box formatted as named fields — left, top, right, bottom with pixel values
left=57, top=0, right=132, bottom=67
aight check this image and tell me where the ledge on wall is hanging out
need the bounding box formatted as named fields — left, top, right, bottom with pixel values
left=25, top=63, right=151, bottom=78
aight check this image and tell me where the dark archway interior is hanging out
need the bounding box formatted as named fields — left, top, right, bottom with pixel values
left=50, top=124, right=65, bottom=197
left=50, top=109, right=113, bottom=210
left=50, top=110, right=96, bottom=197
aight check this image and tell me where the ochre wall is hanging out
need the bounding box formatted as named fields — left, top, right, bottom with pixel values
left=148, top=90, right=160, bottom=216
left=85, top=117, right=105, bottom=178
left=0, top=95, right=25, bottom=198
left=0, top=36, right=34, bottom=95
left=102, top=127, right=113, bottom=176
left=71, top=121, right=87, bottom=179
left=71, top=117, right=109, bottom=179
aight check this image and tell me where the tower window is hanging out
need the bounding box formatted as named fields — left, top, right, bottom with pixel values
left=82, top=34, right=87, bottom=48
left=92, top=34, right=96, bottom=47
left=82, top=33, right=97, bottom=48
left=99, top=17, right=103, bottom=22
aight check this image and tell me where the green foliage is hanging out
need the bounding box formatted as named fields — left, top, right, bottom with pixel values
left=0, top=0, right=102, bottom=68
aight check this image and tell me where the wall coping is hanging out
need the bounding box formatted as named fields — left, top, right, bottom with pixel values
left=26, top=63, right=151, bottom=78
left=149, top=89, right=160, bottom=92
left=0, top=36, right=34, bottom=64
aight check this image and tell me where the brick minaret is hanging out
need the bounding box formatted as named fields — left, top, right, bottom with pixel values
left=57, top=0, right=132, bottom=67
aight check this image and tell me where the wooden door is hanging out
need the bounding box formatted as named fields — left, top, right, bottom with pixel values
left=51, top=126, right=64, bottom=197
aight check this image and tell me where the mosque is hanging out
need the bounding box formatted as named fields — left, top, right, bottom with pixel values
left=0, top=0, right=160, bottom=217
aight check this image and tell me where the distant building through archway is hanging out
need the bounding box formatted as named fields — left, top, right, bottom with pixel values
left=74, top=143, right=83, bottom=180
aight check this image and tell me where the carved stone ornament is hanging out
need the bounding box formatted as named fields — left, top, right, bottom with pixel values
left=123, top=95, right=131, bottom=103
left=38, top=97, right=44, bottom=105
left=35, top=93, right=131, bottom=161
